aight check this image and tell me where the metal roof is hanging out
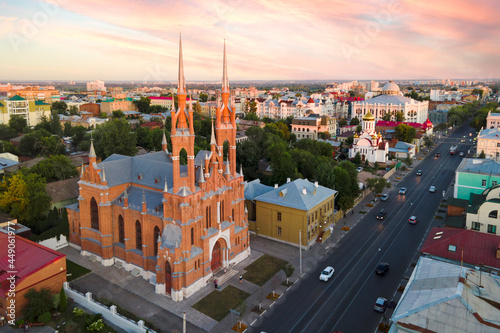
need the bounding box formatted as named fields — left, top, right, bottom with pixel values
left=456, top=158, right=500, bottom=175
left=358, top=94, right=414, bottom=105
left=244, top=179, right=274, bottom=201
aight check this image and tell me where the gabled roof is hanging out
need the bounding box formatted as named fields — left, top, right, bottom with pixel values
left=34, top=101, right=50, bottom=105
left=244, top=179, right=274, bottom=201
left=8, top=95, right=25, bottom=101
left=478, top=128, right=500, bottom=140
left=45, top=177, right=80, bottom=203
left=420, top=227, right=500, bottom=269
left=254, top=178, right=337, bottom=211
left=456, top=158, right=500, bottom=175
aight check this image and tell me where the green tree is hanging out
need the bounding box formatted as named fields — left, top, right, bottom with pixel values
left=70, top=126, right=88, bottom=148
left=19, top=129, right=66, bottom=157
left=295, top=93, right=302, bottom=98
left=100, top=112, right=108, bottom=119
left=133, top=96, right=151, bottom=113
left=353, top=152, right=361, bottom=165
left=59, top=287, right=67, bottom=312
left=30, top=155, right=79, bottom=182
left=199, top=93, right=208, bottom=102
left=338, top=118, right=347, bottom=127
left=0, top=140, right=18, bottom=154
left=193, top=101, right=202, bottom=114
left=244, top=112, right=259, bottom=121
left=93, top=118, right=138, bottom=159
left=394, top=111, right=405, bottom=122
left=50, top=110, right=63, bottom=135
left=51, top=101, right=68, bottom=114
left=423, top=135, right=433, bottom=148
left=23, top=288, right=54, bottom=322
left=0, top=124, right=18, bottom=141
left=350, top=117, right=360, bottom=126
left=63, top=122, right=72, bottom=137
left=394, top=124, right=416, bottom=143
left=9, top=115, right=27, bottom=133
left=112, top=110, right=125, bottom=119
left=0, top=172, right=51, bottom=222
left=382, top=113, right=392, bottom=121
left=367, top=177, right=391, bottom=198
left=348, top=91, right=355, bottom=97
left=479, top=150, right=486, bottom=158
left=68, top=105, right=79, bottom=115
left=315, top=161, right=336, bottom=189
left=472, top=88, right=483, bottom=98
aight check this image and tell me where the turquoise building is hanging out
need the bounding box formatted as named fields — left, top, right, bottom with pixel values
left=454, top=158, right=500, bottom=200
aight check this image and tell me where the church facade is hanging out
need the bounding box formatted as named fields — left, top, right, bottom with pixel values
left=66, top=38, right=250, bottom=302
left=348, top=111, right=389, bottom=163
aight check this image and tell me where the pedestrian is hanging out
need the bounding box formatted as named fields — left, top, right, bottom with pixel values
left=239, top=275, right=243, bottom=283
left=352, top=210, right=354, bottom=215
left=214, top=279, right=218, bottom=289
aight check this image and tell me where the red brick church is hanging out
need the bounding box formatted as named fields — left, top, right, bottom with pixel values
left=66, top=38, right=250, bottom=301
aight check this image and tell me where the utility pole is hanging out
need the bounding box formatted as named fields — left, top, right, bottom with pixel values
left=299, top=229, right=302, bottom=275
left=183, top=312, right=186, bottom=333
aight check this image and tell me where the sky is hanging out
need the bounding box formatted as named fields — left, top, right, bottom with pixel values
left=1, top=0, right=499, bottom=82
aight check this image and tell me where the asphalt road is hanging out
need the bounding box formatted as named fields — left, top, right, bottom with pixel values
left=253, top=124, right=476, bottom=333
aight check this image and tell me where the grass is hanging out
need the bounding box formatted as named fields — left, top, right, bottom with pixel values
left=192, top=285, right=249, bottom=321
left=242, top=254, right=288, bottom=286
left=66, top=260, right=91, bottom=282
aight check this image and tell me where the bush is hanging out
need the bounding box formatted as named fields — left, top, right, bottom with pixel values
left=73, top=307, right=84, bottom=317
left=37, top=311, right=51, bottom=324
left=64, top=320, right=78, bottom=333
left=59, top=287, right=68, bottom=312
left=16, top=319, right=25, bottom=327
left=283, top=264, right=295, bottom=278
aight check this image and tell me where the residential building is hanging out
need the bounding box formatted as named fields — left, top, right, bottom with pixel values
left=199, top=101, right=217, bottom=118
left=6, top=86, right=60, bottom=102
left=430, top=89, right=462, bottom=101
left=465, top=184, right=500, bottom=235
left=0, top=95, right=51, bottom=126
left=248, top=178, right=337, bottom=248
left=421, top=227, right=500, bottom=271
left=79, top=103, right=101, bottom=117
left=352, top=81, right=429, bottom=124
left=375, top=119, right=433, bottom=136
left=149, top=96, right=174, bottom=110
left=454, top=158, right=500, bottom=200
left=100, top=98, right=137, bottom=114
left=291, top=114, right=336, bottom=140
left=348, top=112, right=389, bottom=163
left=46, top=177, right=80, bottom=213
left=66, top=39, right=250, bottom=302
left=0, top=233, right=66, bottom=319
left=0, top=153, right=19, bottom=175
left=477, top=127, right=500, bottom=160
left=486, top=111, right=500, bottom=129
left=388, top=140, right=416, bottom=159
left=87, top=80, right=106, bottom=92
left=389, top=257, right=500, bottom=333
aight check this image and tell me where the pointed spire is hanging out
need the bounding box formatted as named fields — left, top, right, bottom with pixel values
left=80, top=163, right=85, bottom=176
left=101, top=168, right=106, bottom=182
left=164, top=179, right=168, bottom=193
left=222, top=39, right=229, bottom=93
left=178, top=33, right=185, bottom=94
left=89, top=138, right=96, bottom=158
left=188, top=96, right=193, bottom=112
left=162, top=131, right=167, bottom=145
left=123, top=187, right=128, bottom=199
left=181, top=186, right=188, bottom=197
left=240, top=164, right=244, bottom=178
left=199, top=167, right=205, bottom=183
left=157, top=235, right=162, bottom=243
left=225, top=158, right=231, bottom=175
left=210, top=118, right=216, bottom=145
left=142, top=190, right=146, bottom=204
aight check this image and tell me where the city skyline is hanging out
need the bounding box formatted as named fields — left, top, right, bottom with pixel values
left=1, top=0, right=499, bottom=81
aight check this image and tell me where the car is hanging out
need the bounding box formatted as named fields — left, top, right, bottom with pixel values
left=319, top=266, right=335, bottom=281
left=435, top=152, right=441, bottom=158
left=376, top=209, right=387, bottom=220
left=416, top=170, right=422, bottom=176
left=459, top=152, right=465, bottom=157
left=380, top=194, right=389, bottom=201
left=375, top=262, right=390, bottom=276
left=408, top=216, right=418, bottom=224
left=429, top=186, right=436, bottom=193
left=356, top=167, right=363, bottom=172
left=374, top=297, right=388, bottom=313
left=399, top=187, right=407, bottom=195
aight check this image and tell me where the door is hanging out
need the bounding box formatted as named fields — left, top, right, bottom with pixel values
left=165, top=261, right=172, bottom=293
left=211, top=240, right=222, bottom=271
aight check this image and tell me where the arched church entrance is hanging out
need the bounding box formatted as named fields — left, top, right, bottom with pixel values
left=165, top=261, right=172, bottom=294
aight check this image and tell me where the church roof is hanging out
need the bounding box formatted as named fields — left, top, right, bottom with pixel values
left=363, top=111, right=375, bottom=120
left=113, top=186, right=164, bottom=216
left=359, top=94, right=413, bottom=105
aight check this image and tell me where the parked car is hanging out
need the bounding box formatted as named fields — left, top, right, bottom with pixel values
left=380, top=194, right=389, bottom=201
left=408, top=216, right=418, bottom=224
left=375, top=262, right=390, bottom=276
left=416, top=170, right=422, bottom=176
left=399, top=187, right=407, bottom=195
left=429, top=186, right=436, bottom=193
left=376, top=209, right=387, bottom=220
left=356, top=167, right=363, bottom=172
left=374, top=297, right=388, bottom=313
left=319, top=266, right=335, bottom=281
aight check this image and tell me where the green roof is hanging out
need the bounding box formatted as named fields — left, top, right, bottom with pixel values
left=34, top=101, right=50, bottom=105
left=0, top=102, right=4, bottom=107
left=445, top=215, right=466, bottom=228
left=446, top=197, right=468, bottom=208
left=8, top=95, right=25, bottom=101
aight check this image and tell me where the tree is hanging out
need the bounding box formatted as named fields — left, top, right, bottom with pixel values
left=382, top=113, right=392, bottom=121
left=394, top=111, right=405, bottom=122
left=0, top=140, right=18, bottom=154
left=423, top=135, right=434, bottom=148
left=479, top=150, right=486, bottom=158
left=472, top=88, right=484, bottom=98
left=70, top=125, right=88, bottom=148
left=51, top=101, right=68, bottom=114
left=93, top=118, right=137, bottom=159
left=367, top=177, right=391, bottom=197
left=68, top=105, right=79, bottom=115
left=133, top=97, right=151, bottom=113
left=394, top=124, right=416, bottom=143
left=112, top=110, right=125, bottom=119
left=23, top=288, right=54, bottom=322
left=0, top=172, right=51, bottom=222
left=244, top=100, right=257, bottom=115
left=350, top=117, right=360, bottom=126
left=59, top=287, right=67, bottom=312
left=338, top=118, right=347, bottom=127
left=9, top=115, right=27, bottom=134
left=353, top=152, right=361, bottom=165
left=199, top=93, right=208, bottom=102
left=30, top=155, right=79, bottom=182
left=295, top=93, right=302, bottom=98
left=63, top=122, right=73, bottom=137
left=50, top=110, right=63, bottom=135
left=99, top=112, right=108, bottom=119
left=19, top=129, right=66, bottom=157
left=315, top=161, right=336, bottom=189
left=244, top=112, right=259, bottom=121
left=356, top=125, right=362, bottom=133
left=0, top=124, right=18, bottom=141
left=193, top=101, right=202, bottom=114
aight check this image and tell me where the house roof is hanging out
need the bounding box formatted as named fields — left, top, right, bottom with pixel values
left=390, top=257, right=500, bottom=333
left=244, top=179, right=274, bottom=201
left=34, top=101, right=50, bottom=105
left=45, top=177, right=80, bottom=203
left=359, top=94, right=413, bottom=105
left=0, top=233, right=65, bottom=296
left=478, top=128, right=500, bottom=140
left=254, top=178, right=337, bottom=211
left=8, top=95, right=25, bottom=101
left=456, top=158, right=500, bottom=175
left=420, top=227, right=500, bottom=269
left=0, top=157, right=19, bottom=170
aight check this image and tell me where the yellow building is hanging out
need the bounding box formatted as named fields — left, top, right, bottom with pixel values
left=245, top=178, right=337, bottom=248
left=0, top=95, right=51, bottom=126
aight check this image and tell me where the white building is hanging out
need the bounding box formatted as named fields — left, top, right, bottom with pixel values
left=87, top=80, right=106, bottom=92
left=348, top=112, right=388, bottom=163
left=352, top=81, right=429, bottom=124
left=430, top=89, right=462, bottom=101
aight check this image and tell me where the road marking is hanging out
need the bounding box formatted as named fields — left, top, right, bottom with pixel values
left=251, top=319, right=257, bottom=326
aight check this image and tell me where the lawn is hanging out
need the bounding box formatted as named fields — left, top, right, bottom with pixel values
left=192, top=285, right=249, bottom=321
left=242, top=254, right=288, bottom=286
left=66, top=260, right=91, bottom=282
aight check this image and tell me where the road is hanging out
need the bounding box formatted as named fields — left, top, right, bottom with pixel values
left=252, top=124, right=475, bottom=333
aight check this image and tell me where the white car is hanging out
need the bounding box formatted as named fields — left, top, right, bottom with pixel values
left=356, top=167, right=363, bottom=172
left=399, top=187, right=407, bottom=195
left=319, top=266, right=335, bottom=281
left=380, top=194, right=389, bottom=201
left=429, top=186, right=436, bottom=193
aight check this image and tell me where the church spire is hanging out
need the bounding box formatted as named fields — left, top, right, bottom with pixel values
left=210, top=119, right=216, bottom=146
left=89, top=139, right=96, bottom=158
left=222, top=39, right=229, bottom=93
left=178, top=34, right=185, bottom=94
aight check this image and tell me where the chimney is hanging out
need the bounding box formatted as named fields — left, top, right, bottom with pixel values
left=274, top=184, right=278, bottom=189
left=314, top=181, right=318, bottom=188
left=302, top=188, right=307, bottom=195
left=287, top=178, right=291, bottom=183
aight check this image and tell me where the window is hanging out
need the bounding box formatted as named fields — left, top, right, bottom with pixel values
left=154, top=226, right=160, bottom=255
left=118, top=215, right=125, bottom=243
left=487, top=224, right=497, bottom=234
left=277, top=227, right=282, bottom=236
left=191, top=227, right=194, bottom=246
left=315, top=211, right=318, bottom=220
left=448, top=245, right=457, bottom=252
left=482, top=179, right=487, bottom=187
left=307, top=216, right=310, bottom=225
left=488, top=210, right=498, bottom=218
left=497, top=143, right=500, bottom=147
left=494, top=181, right=498, bottom=186
left=90, top=197, right=99, bottom=230
left=471, top=222, right=481, bottom=231
left=221, top=200, right=224, bottom=221
left=136, top=220, right=142, bottom=251
left=277, top=212, right=282, bottom=221
left=206, top=207, right=209, bottom=228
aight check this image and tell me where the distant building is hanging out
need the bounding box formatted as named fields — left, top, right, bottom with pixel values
left=0, top=95, right=51, bottom=126
left=6, top=86, right=60, bottom=102
left=389, top=257, right=500, bottom=333
left=349, top=112, right=389, bottom=163
left=100, top=98, right=137, bottom=114
left=454, top=158, right=500, bottom=200
left=149, top=96, right=174, bottom=110
left=291, top=114, right=337, bottom=140
left=79, top=103, right=101, bottom=117
left=87, top=80, right=106, bottom=92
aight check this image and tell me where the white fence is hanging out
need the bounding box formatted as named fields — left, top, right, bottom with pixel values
left=38, top=235, right=68, bottom=250
left=63, top=282, right=156, bottom=333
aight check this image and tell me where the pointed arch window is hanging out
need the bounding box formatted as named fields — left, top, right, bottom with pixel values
left=191, top=227, right=194, bottom=246
left=90, top=197, right=99, bottom=230
left=118, top=215, right=124, bottom=243
left=136, top=220, right=142, bottom=251
left=154, top=226, right=160, bottom=256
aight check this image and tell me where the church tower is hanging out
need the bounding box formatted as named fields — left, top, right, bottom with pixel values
left=170, top=35, right=196, bottom=193
left=215, top=41, right=237, bottom=176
